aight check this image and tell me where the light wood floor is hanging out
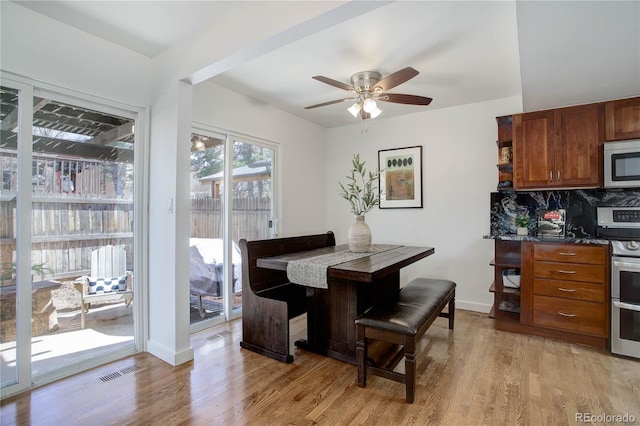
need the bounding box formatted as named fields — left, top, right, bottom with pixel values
left=1, top=310, right=639, bottom=426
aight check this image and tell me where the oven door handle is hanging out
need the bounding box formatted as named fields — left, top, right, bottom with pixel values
left=612, top=259, right=640, bottom=272
left=613, top=301, right=640, bottom=312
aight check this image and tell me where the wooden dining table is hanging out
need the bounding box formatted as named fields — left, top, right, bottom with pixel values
left=257, top=244, right=435, bottom=364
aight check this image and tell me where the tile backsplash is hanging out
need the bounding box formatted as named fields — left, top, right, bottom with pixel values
left=490, top=189, right=640, bottom=238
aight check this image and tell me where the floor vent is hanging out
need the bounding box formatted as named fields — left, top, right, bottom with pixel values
left=99, top=364, right=142, bottom=383
left=119, top=364, right=142, bottom=375
left=207, top=329, right=232, bottom=341
left=99, top=372, right=122, bottom=383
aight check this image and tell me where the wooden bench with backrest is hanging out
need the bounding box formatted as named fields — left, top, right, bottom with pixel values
left=355, top=277, right=456, bottom=403
left=74, top=245, right=133, bottom=329
left=239, top=231, right=336, bottom=363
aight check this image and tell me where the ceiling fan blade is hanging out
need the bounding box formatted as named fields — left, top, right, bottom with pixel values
left=304, top=97, right=357, bottom=109
left=373, top=67, right=419, bottom=92
left=378, top=93, right=433, bottom=106
left=312, top=76, right=354, bottom=92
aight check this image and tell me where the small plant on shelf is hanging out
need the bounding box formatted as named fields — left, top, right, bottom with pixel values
left=515, top=215, right=532, bottom=236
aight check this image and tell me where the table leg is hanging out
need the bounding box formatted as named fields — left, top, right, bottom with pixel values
left=296, top=271, right=401, bottom=364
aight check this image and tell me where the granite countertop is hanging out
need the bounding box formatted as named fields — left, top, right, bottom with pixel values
left=483, top=234, right=611, bottom=245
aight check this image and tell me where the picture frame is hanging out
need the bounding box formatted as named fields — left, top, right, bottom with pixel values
left=378, top=146, right=423, bottom=209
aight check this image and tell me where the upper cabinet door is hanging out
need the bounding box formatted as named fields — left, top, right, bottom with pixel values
left=605, top=97, right=640, bottom=141
left=514, top=111, right=555, bottom=189
left=555, top=104, right=603, bottom=187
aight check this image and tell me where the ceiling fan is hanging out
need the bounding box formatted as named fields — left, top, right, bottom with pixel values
left=304, top=67, right=432, bottom=120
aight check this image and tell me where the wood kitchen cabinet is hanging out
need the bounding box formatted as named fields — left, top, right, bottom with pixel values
left=520, top=241, right=610, bottom=348
left=604, top=96, right=640, bottom=141
left=513, top=103, right=603, bottom=189
left=490, top=240, right=610, bottom=349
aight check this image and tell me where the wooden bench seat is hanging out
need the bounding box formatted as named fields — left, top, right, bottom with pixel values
left=355, top=278, right=456, bottom=403
left=239, top=232, right=335, bottom=363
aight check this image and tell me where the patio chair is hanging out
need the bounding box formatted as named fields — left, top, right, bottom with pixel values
left=74, top=245, right=133, bottom=329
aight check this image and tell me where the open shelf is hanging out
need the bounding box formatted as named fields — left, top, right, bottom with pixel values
left=497, top=163, right=513, bottom=172
left=490, top=256, right=521, bottom=269
left=489, top=281, right=520, bottom=295
left=496, top=115, right=514, bottom=191
left=496, top=139, right=513, bottom=149
left=489, top=239, right=522, bottom=324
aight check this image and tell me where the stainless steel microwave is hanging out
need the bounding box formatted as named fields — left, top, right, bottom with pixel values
left=604, top=139, right=640, bottom=188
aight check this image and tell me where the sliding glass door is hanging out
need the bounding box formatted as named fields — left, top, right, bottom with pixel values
left=1, top=80, right=141, bottom=395
left=189, top=130, right=227, bottom=328
left=0, top=85, right=22, bottom=389
left=189, top=129, right=275, bottom=331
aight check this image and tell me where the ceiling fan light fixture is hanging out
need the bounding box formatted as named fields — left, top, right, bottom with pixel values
left=362, top=98, right=378, bottom=113
left=347, top=102, right=361, bottom=118
left=369, top=106, right=382, bottom=119
left=306, top=67, right=429, bottom=122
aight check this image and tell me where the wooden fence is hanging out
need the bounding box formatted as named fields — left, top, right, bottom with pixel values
left=190, top=196, right=271, bottom=242
left=0, top=196, right=270, bottom=283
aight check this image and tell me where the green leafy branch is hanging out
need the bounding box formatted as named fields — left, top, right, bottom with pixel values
left=338, top=154, right=381, bottom=216
left=0, top=261, right=51, bottom=285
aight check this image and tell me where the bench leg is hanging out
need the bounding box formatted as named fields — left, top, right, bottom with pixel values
left=449, top=296, right=455, bottom=330
left=405, top=337, right=416, bottom=403
left=81, top=300, right=86, bottom=329
left=356, top=325, right=367, bottom=388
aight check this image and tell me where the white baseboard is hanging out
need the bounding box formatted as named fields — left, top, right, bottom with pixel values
left=147, top=340, right=194, bottom=366
left=455, top=300, right=492, bottom=314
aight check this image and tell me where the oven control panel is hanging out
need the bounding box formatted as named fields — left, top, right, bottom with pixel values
left=598, top=207, right=640, bottom=229
left=613, top=209, right=640, bottom=223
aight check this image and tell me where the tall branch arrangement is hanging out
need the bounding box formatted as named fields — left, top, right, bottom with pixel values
left=338, top=154, right=381, bottom=216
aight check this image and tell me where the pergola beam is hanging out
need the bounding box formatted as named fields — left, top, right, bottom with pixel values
left=85, top=121, right=134, bottom=146
left=0, top=97, right=49, bottom=131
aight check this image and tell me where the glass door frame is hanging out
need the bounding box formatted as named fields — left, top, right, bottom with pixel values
left=189, top=127, right=229, bottom=333
left=1, top=78, right=34, bottom=396
left=189, top=124, right=278, bottom=333
left=226, top=132, right=279, bottom=321
left=0, top=73, right=148, bottom=398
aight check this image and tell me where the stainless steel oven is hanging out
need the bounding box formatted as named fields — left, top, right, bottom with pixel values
left=597, top=206, right=640, bottom=359
left=610, top=241, right=640, bottom=359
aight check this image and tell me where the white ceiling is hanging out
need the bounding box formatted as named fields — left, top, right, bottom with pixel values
left=11, top=1, right=640, bottom=128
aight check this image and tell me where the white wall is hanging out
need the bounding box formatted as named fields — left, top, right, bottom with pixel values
left=0, top=1, right=151, bottom=106
left=326, top=96, right=523, bottom=312
left=192, top=82, right=328, bottom=237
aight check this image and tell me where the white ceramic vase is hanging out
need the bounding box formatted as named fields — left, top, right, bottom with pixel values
left=348, top=215, right=371, bottom=253
left=517, top=226, right=528, bottom=236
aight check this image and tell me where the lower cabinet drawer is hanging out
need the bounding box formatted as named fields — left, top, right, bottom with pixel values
left=533, top=279, right=605, bottom=302
left=532, top=295, right=606, bottom=336
left=533, top=243, right=606, bottom=264
left=533, top=261, right=605, bottom=283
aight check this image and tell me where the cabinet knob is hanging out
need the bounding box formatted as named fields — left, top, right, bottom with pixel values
left=549, top=171, right=553, bottom=182
left=558, top=287, right=576, bottom=292
left=557, top=269, right=576, bottom=274
left=558, top=252, right=576, bottom=256
left=558, top=312, right=576, bottom=317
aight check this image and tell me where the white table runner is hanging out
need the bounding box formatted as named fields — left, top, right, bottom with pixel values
left=286, top=244, right=399, bottom=289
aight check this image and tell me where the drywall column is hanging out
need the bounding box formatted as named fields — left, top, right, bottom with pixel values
left=146, top=79, right=194, bottom=366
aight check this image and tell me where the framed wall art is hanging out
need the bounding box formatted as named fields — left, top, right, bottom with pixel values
left=378, top=146, right=423, bottom=209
